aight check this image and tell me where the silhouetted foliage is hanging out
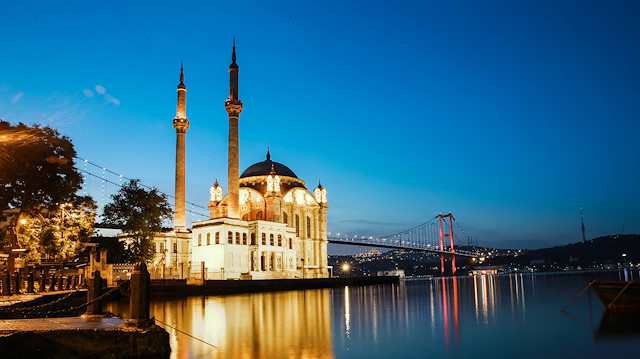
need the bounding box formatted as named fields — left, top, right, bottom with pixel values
left=102, top=179, right=172, bottom=262
left=0, top=120, right=88, bottom=265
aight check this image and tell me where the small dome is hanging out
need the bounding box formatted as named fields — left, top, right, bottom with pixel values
left=240, top=150, right=298, bottom=179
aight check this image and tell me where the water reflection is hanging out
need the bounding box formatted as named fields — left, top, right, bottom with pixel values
left=106, top=270, right=640, bottom=358
left=108, top=289, right=333, bottom=359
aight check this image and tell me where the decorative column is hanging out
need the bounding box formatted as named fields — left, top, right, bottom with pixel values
left=225, top=41, right=243, bottom=219
left=173, top=63, right=189, bottom=231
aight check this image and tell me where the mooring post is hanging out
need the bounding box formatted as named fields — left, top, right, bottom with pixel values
left=38, top=269, right=46, bottom=292
left=129, top=261, right=150, bottom=326
left=201, top=261, right=205, bottom=284
left=49, top=273, right=56, bottom=292
left=1, top=272, right=11, bottom=296
left=12, top=272, right=21, bottom=295
left=86, top=270, right=103, bottom=315
left=57, top=273, right=64, bottom=291
left=26, top=271, right=35, bottom=293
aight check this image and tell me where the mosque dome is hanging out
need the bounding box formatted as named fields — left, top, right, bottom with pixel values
left=240, top=150, right=298, bottom=179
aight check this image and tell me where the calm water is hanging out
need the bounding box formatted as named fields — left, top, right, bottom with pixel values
left=106, top=270, right=640, bottom=359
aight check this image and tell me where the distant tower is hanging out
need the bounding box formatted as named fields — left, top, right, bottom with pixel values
left=225, top=41, right=243, bottom=219
left=173, top=63, right=189, bottom=231
left=580, top=207, right=586, bottom=243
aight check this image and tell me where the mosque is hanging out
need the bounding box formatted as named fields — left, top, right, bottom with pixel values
left=150, top=44, right=331, bottom=280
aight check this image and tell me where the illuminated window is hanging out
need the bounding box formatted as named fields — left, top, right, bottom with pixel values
left=173, top=242, right=177, bottom=253
left=251, top=233, right=256, bottom=245
left=197, top=234, right=201, bottom=246
left=257, top=211, right=263, bottom=220
left=236, top=232, right=240, bottom=244
left=270, top=234, right=274, bottom=246
left=242, top=233, right=247, bottom=245
left=278, top=234, right=282, bottom=247
left=153, top=243, right=157, bottom=253
left=206, top=233, right=210, bottom=245
left=215, top=232, right=220, bottom=244
left=228, top=231, right=233, bottom=244
left=262, top=233, right=266, bottom=245
left=295, top=215, right=300, bottom=236
left=307, top=217, right=311, bottom=238
left=160, top=243, right=165, bottom=252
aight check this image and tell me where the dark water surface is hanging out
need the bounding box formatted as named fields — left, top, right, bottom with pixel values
left=106, top=270, right=640, bottom=359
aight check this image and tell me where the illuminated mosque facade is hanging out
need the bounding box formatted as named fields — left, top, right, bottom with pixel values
left=151, top=44, right=330, bottom=279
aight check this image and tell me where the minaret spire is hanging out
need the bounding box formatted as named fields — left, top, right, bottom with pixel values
left=225, top=41, right=243, bottom=219
left=173, top=63, right=189, bottom=231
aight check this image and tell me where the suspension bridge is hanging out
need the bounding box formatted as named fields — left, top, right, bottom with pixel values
left=77, top=156, right=479, bottom=274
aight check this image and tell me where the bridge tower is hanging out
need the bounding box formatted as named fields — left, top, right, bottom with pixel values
left=438, top=213, right=456, bottom=275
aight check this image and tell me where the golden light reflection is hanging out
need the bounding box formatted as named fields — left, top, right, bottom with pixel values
left=344, top=286, right=351, bottom=339
left=106, top=290, right=333, bottom=359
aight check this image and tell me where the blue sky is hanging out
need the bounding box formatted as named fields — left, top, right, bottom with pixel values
left=1, top=1, right=639, bottom=250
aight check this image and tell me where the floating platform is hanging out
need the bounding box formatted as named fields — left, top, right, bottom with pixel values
left=0, top=316, right=170, bottom=359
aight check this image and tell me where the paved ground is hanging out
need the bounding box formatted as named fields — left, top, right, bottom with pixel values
left=0, top=316, right=125, bottom=331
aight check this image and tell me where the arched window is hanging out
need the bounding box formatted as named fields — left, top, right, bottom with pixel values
left=269, top=234, right=274, bottom=246
left=277, top=235, right=282, bottom=247
left=283, top=212, right=288, bottom=224
left=242, top=233, right=247, bottom=245
left=235, top=232, right=240, bottom=244
left=206, top=233, right=210, bottom=245
left=307, top=217, right=311, bottom=238
left=289, top=238, right=293, bottom=249
left=197, top=234, right=201, bottom=246
left=251, top=233, right=256, bottom=245
left=295, top=215, right=300, bottom=237
left=153, top=242, right=157, bottom=253
left=262, top=233, right=266, bottom=245
left=256, top=211, right=263, bottom=220
left=228, top=231, right=233, bottom=244
left=160, top=243, right=165, bottom=252
left=173, top=242, right=178, bottom=253
left=215, top=232, right=220, bottom=244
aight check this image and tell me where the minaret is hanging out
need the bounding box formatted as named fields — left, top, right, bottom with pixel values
left=173, top=63, right=189, bottom=231
left=225, top=41, right=243, bottom=219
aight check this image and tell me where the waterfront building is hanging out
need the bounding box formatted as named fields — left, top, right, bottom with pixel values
left=149, top=44, right=330, bottom=279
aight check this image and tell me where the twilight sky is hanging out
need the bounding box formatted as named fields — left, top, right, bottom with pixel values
left=1, top=1, right=639, bottom=250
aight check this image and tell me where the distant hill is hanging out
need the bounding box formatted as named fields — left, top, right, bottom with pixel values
left=485, top=234, right=639, bottom=267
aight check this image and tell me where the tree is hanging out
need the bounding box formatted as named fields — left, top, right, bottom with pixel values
left=102, top=179, right=172, bottom=262
left=0, top=120, right=85, bottom=271
left=17, top=196, right=96, bottom=263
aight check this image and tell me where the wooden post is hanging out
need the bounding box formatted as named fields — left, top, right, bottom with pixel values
left=49, top=274, right=56, bottom=292
left=86, top=270, right=103, bottom=315
left=26, top=271, right=35, bottom=293
left=38, top=269, right=45, bottom=292
left=12, top=272, right=21, bottom=294
left=1, top=272, right=11, bottom=296
left=201, top=261, right=205, bottom=284
left=57, top=273, right=64, bottom=291
left=129, top=262, right=150, bottom=326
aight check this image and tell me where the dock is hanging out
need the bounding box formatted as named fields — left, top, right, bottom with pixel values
left=0, top=316, right=169, bottom=359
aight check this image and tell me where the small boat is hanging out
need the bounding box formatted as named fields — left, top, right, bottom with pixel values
left=590, top=280, right=640, bottom=310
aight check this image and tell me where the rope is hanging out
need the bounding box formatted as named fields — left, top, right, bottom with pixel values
left=43, top=280, right=129, bottom=317
left=155, top=318, right=218, bottom=348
